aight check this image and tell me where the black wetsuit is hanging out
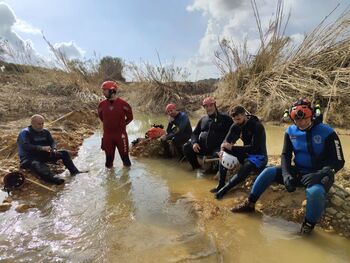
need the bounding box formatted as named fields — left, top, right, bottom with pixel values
left=184, top=111, right=233, bottom=169
left=215, top=115, right=268, bottom=198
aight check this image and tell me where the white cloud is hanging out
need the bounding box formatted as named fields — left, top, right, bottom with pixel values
left=187, top=0, right=247, bottom=19
left=0, top=2, right=48, bottom=65
left=52, top=41, right=85, bottom=60
left=185, top=0, right=340, bottom=79
left=13, top=19, right=41, bottom=35
left=0, top=2, right=85, bottom=67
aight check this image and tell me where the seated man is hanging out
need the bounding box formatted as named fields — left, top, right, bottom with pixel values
left=17, top=114, right=84, bottom=185
left=212, top=106, right=268, bottom=198
left=231, top=99, right=345, bottom=235
left=160, top=103, right=192, bottom=160
left=183, top=97, right=233, bottom=171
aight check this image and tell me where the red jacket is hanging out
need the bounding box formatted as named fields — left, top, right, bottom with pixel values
left=98, top=98, right=133, bottom=134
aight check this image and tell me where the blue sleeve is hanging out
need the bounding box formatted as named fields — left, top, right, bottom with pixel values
left=166, top=113, right=189, bottom=140
left=17, top=130, right=41, bottom=152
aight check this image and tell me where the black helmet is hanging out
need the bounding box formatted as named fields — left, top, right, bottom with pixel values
left=3, top=172, right=25, bottom=191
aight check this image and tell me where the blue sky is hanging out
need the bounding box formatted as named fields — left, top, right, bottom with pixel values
left=0, top=0, right=348, bottom=80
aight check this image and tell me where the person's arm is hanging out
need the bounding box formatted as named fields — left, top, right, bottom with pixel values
left=224, top=124, right=241, bottom=144
left=166, top=113, right=189, bottom=140
left=17, top=130, right=41, bottom=152
left=47, top=130, right=57, bottom=150
left=280, top=132, right=296, bottom=192
left=281, top=132, right=294, bottom=179
left=98, top=102, right=103, bottom=122
left=231, top=123, right=265, bottom=154
left=300, top=131, right=344, bottom=191
left=323, top=131, right=345, bottom=172
left=124, top=102, right=133, bottom=125
left=190, top=119, right=202, bottom=144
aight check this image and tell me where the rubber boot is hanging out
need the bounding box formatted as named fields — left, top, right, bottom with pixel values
left=215, top=175, right=239, bottom=199
left=300, top=219, right=315, bottom=235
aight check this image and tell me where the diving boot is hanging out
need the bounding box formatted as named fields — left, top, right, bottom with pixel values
left=231, top=199, right=255, bottom=213
left=215, top=184, right=231, bottom=199
left=300, top=220, right=315, bottom=235
left=210, top=183, right=224, bottom=193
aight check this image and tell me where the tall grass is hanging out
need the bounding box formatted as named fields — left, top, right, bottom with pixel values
left=215, top=0, right=350, bottom=126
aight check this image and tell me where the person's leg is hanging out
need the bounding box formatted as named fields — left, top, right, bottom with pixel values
left=53, top=150, right=80, bottom=175
left=115, top=132, right=131, bottom=167
left=301, top=184, right=326, bottom=234
left=30, top=160, right=64, bottom=185
left=183, top=142, right=201, bottom=169
left=103, top=134, right=116, bottom=168
left=161, top=140, right=172, bottom=158
left=215, top=159, right=256, bottom=199
left=231, top=166, right=282, bottom=212
left=172, top=138, right=186, bottom=160
left=210, top=163, right=227, bottom=193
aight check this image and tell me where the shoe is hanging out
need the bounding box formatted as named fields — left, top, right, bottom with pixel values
left=71, top=169, right=89, bottom=176
left=300, top=220, right=315, bottom=235
left=50, top=177, right=65, bottom=185
left=231, top=199, right=255, bottom=213
left=210, top=185, right=224, bottom=194
left=215, top=187, right=229, bottom=200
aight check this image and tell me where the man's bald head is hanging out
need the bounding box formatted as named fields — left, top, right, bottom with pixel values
left=31, top=114, right=45, bottom=132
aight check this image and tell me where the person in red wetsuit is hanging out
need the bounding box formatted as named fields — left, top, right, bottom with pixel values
left=98, top=81, right=133, bottom=168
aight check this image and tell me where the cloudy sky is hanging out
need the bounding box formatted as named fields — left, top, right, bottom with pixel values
left=0, top=0, right=347, bottom=80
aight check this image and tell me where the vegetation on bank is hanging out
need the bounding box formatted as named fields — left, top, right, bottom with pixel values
left=1, top=1, right=350, bottom=128
left=214, top=1, right=350, bottom=127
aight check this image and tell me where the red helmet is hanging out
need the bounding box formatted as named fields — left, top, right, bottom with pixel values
left=101, top=81, right=118, bottom=90
left=289, top=98, right=313, bottom=120
left=165, top=103, right=176, bottom=112
left=202, top=97, right=216, bottom=106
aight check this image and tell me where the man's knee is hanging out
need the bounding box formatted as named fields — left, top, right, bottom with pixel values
left=183, top=142, right=193, bottom=155
left=306, top=185, right=326, bottom=200
left=31, top=160, right=51, bottom=177
left=259, top=166, right=278, bottom=178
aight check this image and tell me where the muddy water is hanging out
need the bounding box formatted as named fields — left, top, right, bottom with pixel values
left=0, top=114, right=350, bottom=262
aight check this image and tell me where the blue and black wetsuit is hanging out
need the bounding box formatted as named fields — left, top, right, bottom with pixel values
left=17, top=126, right=79, bottom=184
left=162, top=111, right=192, bottom=158
left=215, top=115, right=268, bottom=198
left=247, top=121, right=344, bottom=224
left=184, top=111, right=233, bottom=169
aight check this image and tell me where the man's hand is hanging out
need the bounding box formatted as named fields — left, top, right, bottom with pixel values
left=193, top=143, right=201, bottom=153
left=41, top=146, right=52, bottom=152
left=160, top=135, right=167, bottom=141
left=283, top=175, right=296, bottom=192
left=220, top=142, right=232, bottom=151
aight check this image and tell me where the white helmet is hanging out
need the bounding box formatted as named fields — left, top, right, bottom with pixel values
left=221, top=152, right=239, bottom=170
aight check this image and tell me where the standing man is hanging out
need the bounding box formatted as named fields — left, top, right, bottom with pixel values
left=212, top=106, right=268, bottom=198
left=232, top=98, right=345, bottom=235
left=160, top=103, right=192, bottom=159
left=183, top=97, right=233, bottom=170
left=17, top=114, right=83, bottom=185
left=98, top=81, right=133, bottom=168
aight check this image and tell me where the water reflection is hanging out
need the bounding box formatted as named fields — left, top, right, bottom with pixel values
left=0, top=115, right=349, bottom=262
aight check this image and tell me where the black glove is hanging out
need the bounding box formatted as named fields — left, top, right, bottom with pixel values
left=283, top=174, right=296, bottom=192
left=300, top=167, right=335, bottom=189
